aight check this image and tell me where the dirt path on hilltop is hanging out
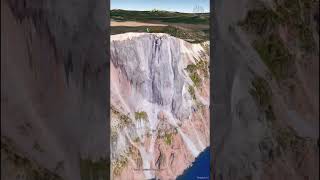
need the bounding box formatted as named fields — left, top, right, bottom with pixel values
left=111, top=20, right=167, bottom=27
left=111, top=20, right=209, bottom=30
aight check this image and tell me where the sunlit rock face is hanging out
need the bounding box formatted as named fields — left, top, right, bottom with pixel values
left=110, top=33, right=210, bottom=179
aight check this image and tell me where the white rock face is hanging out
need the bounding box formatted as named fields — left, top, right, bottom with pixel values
left=110, top=33, right=210, bottom=179
left=112, top=33, right=193, bottom=119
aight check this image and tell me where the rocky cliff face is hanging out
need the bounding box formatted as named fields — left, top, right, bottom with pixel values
left=110, top=33, right=210, bottom=179
left=212, top=0, right=319, bottom=179
left=1, top=0, right=108, bottom=179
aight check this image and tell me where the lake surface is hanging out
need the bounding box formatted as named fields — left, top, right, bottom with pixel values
left=176, top=146, right=211, bottom=180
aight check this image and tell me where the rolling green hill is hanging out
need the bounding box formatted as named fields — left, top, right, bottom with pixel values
left=111, top=9, right=209, bottom=24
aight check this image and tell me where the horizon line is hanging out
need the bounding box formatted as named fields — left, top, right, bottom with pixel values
left=110, top=8, right=210, bottom=14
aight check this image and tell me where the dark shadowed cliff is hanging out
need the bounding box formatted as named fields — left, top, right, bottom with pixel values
left=212, top=0, right=319, bottom=179
left=1, top=0, right=109, bottom=179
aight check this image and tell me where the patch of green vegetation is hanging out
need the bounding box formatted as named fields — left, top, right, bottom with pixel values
left=185, top=58, right=209, bottom=87
left=267, top=126, right=316, bottom=160
left=250, top=77, right=275, bottom=121
left=111, top=26, right=149, bottom=35
left=275, top=0, right=316, bottom=51
left=297, top=24, right=315, bottom=51
left=188, top=85, right=196, bottom=100
left=189, top=72, right=202, bottom=87
left=111, top=106, right=120, bottom=115
left=240, top=0, right=317, bottom=54
left=253, top=34, right=291, bottom=80
left=201, top=42, right=210, bottom=55
left=133, top=137, right=140, bottom=143
left=148, top=26, right=208, bottom=43
left=111, top=9, right=209, bottom=24
left=250, top=77, right=271, bottom=107
left=161, top=16, right=209, bottom=24
left=80, top=158, right=108, bottom=180
left=135, top=111, right=148, bottom=121
left=185, top=58, right=209, bottom=77
left=185, top=64, right=198, bottom=73
left=111, top=106, right=132, bottom=127
left=112, top=156, right=128, bottom=176
left=196, top=59, right=209, bottom=78
left=119, top=114, right=131, bottom=124
left=163, top=133, right=173, bottom=145
left=239, top=6, right=281, bottom=34
left=239, top=5, right=292, bottom=80
left=128, top=145, right=143, bottom=169
left=275, top=0, right=313, bottom=23
left=275, top=128, right=305, bottom=151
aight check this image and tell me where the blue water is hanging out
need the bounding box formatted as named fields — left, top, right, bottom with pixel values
left=176, top=147, right=211, bottom=180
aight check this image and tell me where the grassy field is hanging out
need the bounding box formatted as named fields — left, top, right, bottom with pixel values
left=111, top=9, right=210, bottom=43
left=111, top=9, right=209, bottom=24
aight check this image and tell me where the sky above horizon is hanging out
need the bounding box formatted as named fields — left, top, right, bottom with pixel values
left=111, top=0, right=210, bottom=13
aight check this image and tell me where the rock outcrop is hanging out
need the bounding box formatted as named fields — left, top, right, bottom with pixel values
left=110, top=33, right=210, bottom=179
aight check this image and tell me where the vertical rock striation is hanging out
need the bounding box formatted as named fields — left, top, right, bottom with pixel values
left=1, top=0, right=108, bottom=179
left=110, top=33, right=210, bottom=179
